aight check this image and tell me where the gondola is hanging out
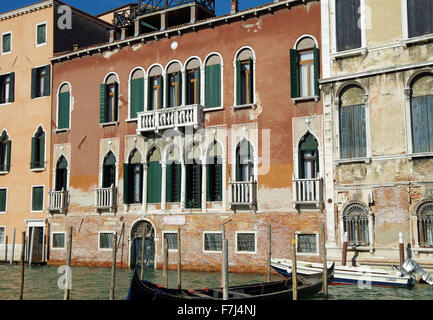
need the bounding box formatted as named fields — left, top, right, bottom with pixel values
left=126, top=263, right=334, bottom=301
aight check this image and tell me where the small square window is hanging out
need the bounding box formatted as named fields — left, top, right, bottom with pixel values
left=31, top=186, right=44, bottom=212
left=236, top=232, right=256, bottom=253
left=163, top=232, right=178, bottom=251
left=297, top=234, right=317, bottom=254
left=99, top=232, right=113, bottom=249
left=2, top=33, right=11, bottom=54
left=204, top=232, right=222, bottom=252
left=0, top=227, right=4, bottom=244
left=36, top=24, right=46, bottom=46
left=52, top=233, right=65, bottom=249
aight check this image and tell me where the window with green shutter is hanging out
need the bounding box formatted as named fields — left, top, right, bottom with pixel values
left=36, top=23, right=47, bottom=46
left=0, top=131, right=11, bottom=173
left=205, top=60, right=221, bottom=108
left=130, top=69, right=145, bottom=119
left=147, top=148, right=162, bottom=204
left=58, top=84, right=70, bottom=129
left=166, top=162, right=181, bottom=203
left=186, top=144, right=202, bottom=209
left=0, top=188, right=7, bottom=213
left=2, top=33, right=11, bottom=54
left=30, top=126, right=45, bottom=169
left=31, top=186, right=44, bottom=212
left=31, top=65, right=50, bottom=98
left=100, top=74, right=119, bottom=123
left=124, top=149, right=143, bottom=205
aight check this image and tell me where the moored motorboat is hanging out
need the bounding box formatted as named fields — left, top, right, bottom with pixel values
left=271, top=259, right=415, bottom=288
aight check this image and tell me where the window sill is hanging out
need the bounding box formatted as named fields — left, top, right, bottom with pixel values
left=125, top=118, right=138, bottom=123
left=408, top=152, right=433, bottom=160
left=292, top=96, right=320, bottom=104
left=100, top=121, right=119, bottom=128
left=296, top=252, right=320, bottom=257
left=30, top=210, right=44, bottom=214
left=232, top=103, right=257, bottom=110
left=32, top=95, right=49, bottom=100
left=30, top=168, right=46, bottom=172
left=401, top=34, right=433, bottom=46
left=0, top=171, right=9, bottom=175
left=1, top=51, right=11, bottom=56
left=412, top=247, right=433, bottom=253
left=347, top=246, right=373, bottom=252
left=331, top=47, right=368, bottom=60
left=334, top=157, right=371, bottom=165
left=204, top=106, right=224, bottom=112
left=0, top=102, right=13, bottom=107
left=55, top=128, right=69, bottom=134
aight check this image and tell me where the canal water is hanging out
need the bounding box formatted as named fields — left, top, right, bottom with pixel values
left=0, top=264, right=432, bottom=300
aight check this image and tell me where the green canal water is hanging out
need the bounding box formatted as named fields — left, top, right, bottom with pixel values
left=0, top=264, right=432, bottom=300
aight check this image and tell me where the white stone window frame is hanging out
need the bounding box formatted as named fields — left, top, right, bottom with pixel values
left=1, top=31, right=12, bottom=55
left=162, top=230, right=178, bottom=253
left=51, top=231, right=66, bottom=250
left=35, top=22, right=47, bottom=47
left=333, top=81, right=372, bottom=164
left=235, top=231, right=257, bottom=255
left=101, top=72, right=121, bottom=127
left=30, top=185, right=45, bottom=213
left=184, top=55, right=203, bottom=107
left=98, top=141, right=120, bottom=190
left=330, top=0, right=368, bottom=60
left=52, top=148, right=71, bottom=194
left=232, top=46, right=257, bottom=110
left=127, top=66, right=146, bottom=122
left=0, top=71, right=14, bottom=107
left=339, top=200, right=375, bottom=253
left=98, top=231, right=115, bottom=251
left=55, top=82, right=72, bottom=133
left=164, top=59, right=184, bottom=109
left=203, top=52, right=224, bottom=112
left=293, top=124, right=323, bottom=180
left=203, top=231, right=223, bottom=254
left=30, top=124, right=47, bottom=172
left=401, top=0, right=433, bottom=46
left=146, top=63, right=165, bottom=111
left=295, top=231, right=320, bottom=256
left=0, top=187, right=7, bottom=214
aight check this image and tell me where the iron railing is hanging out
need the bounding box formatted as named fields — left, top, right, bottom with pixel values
left=114, top=0, right=215, bottom=28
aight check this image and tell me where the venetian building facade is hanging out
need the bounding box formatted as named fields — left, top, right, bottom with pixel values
left=321, top=0, right=433, bottom=267
left=0, top=0, right=110, bottom=264
left=47, top=0, right=325, bottom=272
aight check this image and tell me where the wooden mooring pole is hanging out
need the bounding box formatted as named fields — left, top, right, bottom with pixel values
left=64, top=226, right=72, bottom=301
left=399, top=232, right=404, bottom=269
left=267, top=225, right=272, bottom=282
left=110, top=233, right=117, bottom=300
left=163, top=238, right=169, bottom=288
left=140, top=232, right=146, bottom=280
left=222, top=239, right=229, bottom=300
left=177, top=227, right=182, bottom=290
left=342, top=231, right=348, bottom=266
left=321, top=224, right=328, bottom=300
left=10, top=228, right=15, bottom=265
left=291, top=241, right=297, bottom=301
left=19, top=232, right=26, bottom=300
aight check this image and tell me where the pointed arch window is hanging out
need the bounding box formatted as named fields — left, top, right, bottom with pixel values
left=124, top=149, right=143, bottom=205
left=207, top=141, right=223, bottom=202
left=166, top=146, right=181, bottom=203
left=298, top=133, right=319, bottom=179
left=30, top=126, right=45, bottom=170
left=0, top=131, right=11, bottom=172
left=147, top=148, right=162, bottom=204
left=186, top=144, right=202, bottom=209
left=55, top=156, right=68, bottom=191
left=102, top=152, right=116, bottom=188
left=236, top=139, right=254, bottom=182
left=410, top=74, right=433, bottom=153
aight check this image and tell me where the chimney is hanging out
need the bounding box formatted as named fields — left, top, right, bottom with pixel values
left=231, top=0, right=239, bottom=14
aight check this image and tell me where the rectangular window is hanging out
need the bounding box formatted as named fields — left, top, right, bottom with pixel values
left=335, top=0, right=361, bottom=52
left=0, top=189, right=6, bottom=213
left=236, top=232, right=256, bottom=253
left=99, top=232, right=114, bottom=249
left=297, top=234, right=318, bottom=254
left=163, top=232, right=178, bottom=251
left=240, top=61, right=251, bottom=105
left=31, top=65, right=50, bottom=98
left=0, top=73, right=14, bottom=104
left=36, top=23, right=47, bottom=46
left=2, top=32, right=11, bottom=54
left=205, top=64, right=221, bottom=108
left=0, top=226, right=4, bottom=244
left=31, top=186, right=44, bottom=212
left=299, top=51, right=315, bottom=97
left=52, top=232, right=65, bottom=249
left=204, top=232, right=222, bottom=252
left=407, top=0, right=433, bottom=38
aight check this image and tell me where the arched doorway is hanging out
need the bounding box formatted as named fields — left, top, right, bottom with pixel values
left=130, top=220, right=155, bottom=269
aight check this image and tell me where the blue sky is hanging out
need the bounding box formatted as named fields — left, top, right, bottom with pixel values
left=0, top=0, right=272, bottom=16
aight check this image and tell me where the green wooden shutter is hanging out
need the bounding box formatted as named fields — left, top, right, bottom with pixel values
left=147, top=161, right=162, bottom=204
left=100, top=84, right=106, bottom=123
left=44, top=65, right=51, bottom=97
left=31, top=68, right=37, bottom=99
left=9, top=72, right=14, bottom=102
left=114, top=82, right=119, bottom=121
left=124, top=163, right=132, bottom=204
left=158, top=75, right=164, bottom=109
left=313, top=46, right=320, bottom=97
left=139, top=164, right=143, bottom=203
left=248, top=58, right=254, bottom=104
left=0, top=189, right=6, bottom=212
left=206, top=164, right=212, bottom=202
left=166, top=163, right=173, bottom=203
left=218, top=163, right=223, bottom=201
left=215, top=65, right=221, bottom=107
left=290, top=49, right=299, bottom=99
left=58, top=92, right=70, bottom=129
left=236, top=60, right=241, bottom=105
left=205, top=66, right=211, bottom=107
left=30, top=137, right=36, bottom=169
left=196, top=69, right=201, bottom=105
left=177, top=71, right=182, bottom=106
left=32, top=187, right=43, bottom=211
left=131, top=78, right=144, bottom=118
left=39, top=133, right=45, bottom=168
left=5, top=141, right=11, bottom=172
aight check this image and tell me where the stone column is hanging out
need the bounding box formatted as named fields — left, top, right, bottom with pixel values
left=161, top=161, right=167, bottom=211
left=201, top=158, right=207, bottom=213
